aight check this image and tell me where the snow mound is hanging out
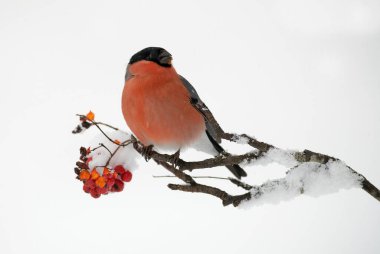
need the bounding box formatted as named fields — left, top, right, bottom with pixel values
left=241, top=160, right=363, bottom=208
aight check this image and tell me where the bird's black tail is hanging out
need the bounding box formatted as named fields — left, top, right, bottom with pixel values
left=205, top=131, right=247, bottom=179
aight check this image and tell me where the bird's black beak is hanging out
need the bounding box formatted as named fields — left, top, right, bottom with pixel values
left=158, top=50, right=172, bottom=66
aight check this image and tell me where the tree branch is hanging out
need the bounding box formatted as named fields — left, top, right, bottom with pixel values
left=72, top=113, right=380, bottom=206
left=195, top=106, right=380, bottom=203
left=168, top=183, right=251, bottom=207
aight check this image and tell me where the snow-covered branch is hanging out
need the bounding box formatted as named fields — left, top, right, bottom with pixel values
left=241, top=161, right=363, bottom=207
left=72, top=112, right=380, bottom=206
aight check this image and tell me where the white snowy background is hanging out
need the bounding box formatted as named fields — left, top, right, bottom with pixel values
left=0, top=0, right=379, bottom=253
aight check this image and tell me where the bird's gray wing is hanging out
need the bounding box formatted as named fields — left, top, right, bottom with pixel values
left=179, top=75, right=247, bottom=178
left=179, top=75, right=221, bottom=143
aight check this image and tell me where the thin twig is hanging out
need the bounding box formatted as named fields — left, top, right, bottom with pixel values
left=91, top=145, right=103, bottom=152
left=105, top=140, right=133, bottom=167
left=153, top=175, right=230, bottom=180
left=95, top=121, right=119, bottom=131
left=153, top=175, right=253, bottom=191
left=76, top=114, right=128, bottom=147
left=99, top=143, right=112, bottom=156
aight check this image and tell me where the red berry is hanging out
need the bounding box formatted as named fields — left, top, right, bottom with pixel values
left=90, top=189, right=101, bottom=198
left=97, top=186, right=108, bottom=194
left=90, top=169, right=100, bottom=180
left=79, top=170, right=90, bottom=180
left=102, top=167, right=110, bottom=176
left=107, top=178, right=115, bottom=190
left=114, top=165, right=125, bottom=175
left=84, top=179, right=96, bottom=189
left=121, top=170, right=132, bottom=182
left=86, top=111, right=95, bottom=121
left=111, top=179, right=124, bottom=192
left=83, top=185, right=91, bottom=193
left=95, top=176, right=106, bottom=188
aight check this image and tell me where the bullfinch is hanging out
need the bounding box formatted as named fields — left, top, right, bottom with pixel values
left=122, top=47, right=247, bottom=179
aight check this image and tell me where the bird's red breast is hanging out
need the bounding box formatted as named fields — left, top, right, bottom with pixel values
left=122, top=60, right=205, bottom=149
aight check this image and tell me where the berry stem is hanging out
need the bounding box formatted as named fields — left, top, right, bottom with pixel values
left=99, top=143, right=113, bottom=156
left=105, top=140, right=133, bottom=167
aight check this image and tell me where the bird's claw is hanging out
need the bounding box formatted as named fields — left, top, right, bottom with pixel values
left=141, top=145, right=154, bottom=162
left=168, top=149, right=181, bottom=168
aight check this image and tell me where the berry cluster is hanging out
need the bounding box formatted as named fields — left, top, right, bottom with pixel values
left=74, top=146, right=132, bottom=198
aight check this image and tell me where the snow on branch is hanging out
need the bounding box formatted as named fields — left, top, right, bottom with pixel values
left=241, top=160, right=363, bottom=207
left=72, top=111, right=380, bottom=206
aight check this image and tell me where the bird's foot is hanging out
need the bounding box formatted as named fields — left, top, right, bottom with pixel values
left=141, top=145, right=154, bottom=162
left=168, top=149, right=181, bottom=168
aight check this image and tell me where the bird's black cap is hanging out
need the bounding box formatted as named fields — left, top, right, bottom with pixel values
left=129, top=47, right=172, bottom=67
